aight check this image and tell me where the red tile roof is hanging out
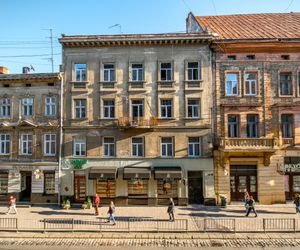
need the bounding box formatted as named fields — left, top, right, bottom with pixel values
left=195, top=13, right=300, bottom=40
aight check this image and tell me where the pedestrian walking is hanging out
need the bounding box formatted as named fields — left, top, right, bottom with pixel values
left=93, top=193, right=100, bottom=216
left=244, top=191, right=250, bottom=213
left=6, top=195, right=17, bottom=215
left=167, top=198, right=175, bottom=221
left=245, top=196, right=257, bottom=217
left=106, top=201, right=116, bottom=225
left=294, top=193, right=300, bottom=214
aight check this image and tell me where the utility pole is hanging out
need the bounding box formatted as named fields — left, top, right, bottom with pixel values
left=45, top=28, right=54, bottom=72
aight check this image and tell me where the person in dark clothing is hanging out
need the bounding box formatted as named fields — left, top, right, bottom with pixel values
left=245, top=196, right=257, bottom=217
left=167, top=198, right=175, bottom=221
left=294, top=193, right=300, bottom=214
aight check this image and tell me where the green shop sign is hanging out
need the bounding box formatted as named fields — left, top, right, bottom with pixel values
left=70, top=159, right=88, bottom=170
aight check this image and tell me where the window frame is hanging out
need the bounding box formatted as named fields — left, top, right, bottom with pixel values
left=246, top=114, right=259, bottom=138
left=131, top=99, right=144, bottom=119
left=281, top=114, right=293, bottom=138
left=130, top=63, right=144, bottom=82
left=0, top=97, right=11, bottom=118
left=187, top=99, right=201, bottom=118
left=45, top=96, right=57, bottom=116
left=160, top=137, right=174, bottom=158
left=131, top=137, right=144, bottom=157
left=0, top=134, right=10, bottom=155
left=20, top=134, right=33, bottom=155
left=227, top=115, right=239, bottom=138
left=103, top=99, right=115, bottom=119
left=73, top=136, right=86, bottom=157
left=186, top=61, right=201, bottom=81
left=74, top=63, right=87, bottom=82
left=159, top=62, right=173, bottom=81
left=43, top=133, right=56, bottom=156
left=103, top=137, right=115, bottom=157
left=160, top=99, right=173, bottom=118
left=244, top=72, right=258, bottom=96
left=22, top=97, right=34, bottom=116
left=279, top=72, right=293, bottom=96
left=44, top=172, right=56, bottom=195
left=188, top=137, right=201, bottom=157
left=102, top=63, right=116, bottom=82
left=73, top=99, right=87, bottom=119
left=225, top=73, right=239, bottom=96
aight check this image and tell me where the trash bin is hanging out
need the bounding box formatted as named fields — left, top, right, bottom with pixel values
left=220, top=195, right=227, bottom=208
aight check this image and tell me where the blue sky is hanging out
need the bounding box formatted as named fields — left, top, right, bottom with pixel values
left=1, top=0, right=299, bottom=73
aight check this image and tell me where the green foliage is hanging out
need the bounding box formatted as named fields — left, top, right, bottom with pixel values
left=70, top=159, right=88, bottom=169
left=86, top=196, right=92, bottom=205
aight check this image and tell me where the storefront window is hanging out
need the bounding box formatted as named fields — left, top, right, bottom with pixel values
left=44, top=173, right=55, bottom=194
left=128, top=180, right=148, bottom=197
left=96, top=180, right=116, bottom=198
left=293, top=176, right=300, bottom=192
left=250, top=176, right=257, bottom=193
left=157, top=180, right=177, bottom=198
left=0, top=173, right=8, bottom=194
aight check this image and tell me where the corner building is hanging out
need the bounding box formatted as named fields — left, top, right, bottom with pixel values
left=0, top=69, right=61, bottom=204
left=188, top=12, right=300, bottom=204
left=59, top=33, right=215, bottom=205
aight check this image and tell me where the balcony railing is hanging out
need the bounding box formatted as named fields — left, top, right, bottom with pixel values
left=219, top=137, right=278, bottom=151
left=281, top=138, right=294, bottom=146
left=118, top=117, right=158, bottom=128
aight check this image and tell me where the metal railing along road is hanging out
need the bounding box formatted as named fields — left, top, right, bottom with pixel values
left=1, top=217, right=300, bottom=233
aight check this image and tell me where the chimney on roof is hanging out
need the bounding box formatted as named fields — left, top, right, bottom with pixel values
left=0, top=66, right=9, bottom=74
left=22, top=67, right=30, bottom=74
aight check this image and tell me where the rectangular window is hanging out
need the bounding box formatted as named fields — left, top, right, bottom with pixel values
left=161, top=137, right=173, bottom=157
left=74, top=63, right=87, bottom=82
left=103, top=100, right=115, bottom=118
left=74, top=99, right=86, bottom=119
left=280, top=72, right=292, bottom=96
left=187, top=62, right=200, bottom=80
left=228, top=115, right=239, bottom=138
left=131, top=100, right=144, bottom=118
left=245, top=73, right=257, bottom=96
left=73, top=137, right=86, bottom=156
left=131, top=63, right=143, bottom=81
left=0, top=173, right=8, bottom=194
left=160, top=99, right=172, bottom=118
left=103, top=64, right=115, bottom=82
left=0, top=134, right=10, bottom=155
left=282, top=114, right=293, bottom=138
left=22, top=98, right=33, bottom=116
left=187, top=99, right=200, bottom=118
left=45, top=96, right=56, bottom=116
left=226, top=73, right=239, bottom=96
left=44, top=172, right=55, bottom=194
left=44, top=134, right=56, bottom=156
left=0, top=98, right=11, bottom=117
left=246, top=114, right=259, bottom=138
left=132, top=137, right=144, bottom=157
left=21, top=134, right=33, bottom=155
left=160, top=62, right=172, bottom=81
left=188, top=137, right=201, bottom=157
left=103, top=137, right=115, bottom=157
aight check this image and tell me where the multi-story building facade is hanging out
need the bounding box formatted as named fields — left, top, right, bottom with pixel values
left=59, top=33, right=216, bottom=205
left=187, top=12, right=300, bottom=204
left=0, top=67, right=61, bottom=204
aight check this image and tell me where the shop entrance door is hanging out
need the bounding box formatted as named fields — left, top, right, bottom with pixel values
left=188, top=171, right=204, bottom=204
left=20, top=172, right=31, bottom=202
left=284, top=174, right=300, bottom=200
left=230, top=165, right=257, bottom=201
left=74, top=176, right=86, bottom=203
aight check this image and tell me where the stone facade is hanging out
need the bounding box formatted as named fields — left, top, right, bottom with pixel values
left=0, top=72, right=61, bottom=204
left=59, top=33, right=216, bottom=205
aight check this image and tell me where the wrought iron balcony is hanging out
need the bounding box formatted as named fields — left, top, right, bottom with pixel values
left=219, top=137, right=278, bottom=151
left=118, top=117, right=158, bottom=128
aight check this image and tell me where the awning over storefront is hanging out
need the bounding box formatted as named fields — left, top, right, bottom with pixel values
left=123, top=167, right=151, bottom=180
left=88, top=166, right=117, bottom=180
left=154, top=166, right=182, bottom=180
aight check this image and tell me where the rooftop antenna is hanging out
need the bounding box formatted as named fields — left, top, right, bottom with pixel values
left=108, top=24, right=122, bottom=34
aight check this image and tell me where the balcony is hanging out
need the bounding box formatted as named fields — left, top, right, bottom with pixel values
left=219, top=137, right=278, bottom=152
left=281, top=138, right=295, bottom=147
left=118, top=117, right=158, bottom=128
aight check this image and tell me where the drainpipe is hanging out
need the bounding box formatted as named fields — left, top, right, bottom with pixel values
left=58, top=72, right=64, bottom=206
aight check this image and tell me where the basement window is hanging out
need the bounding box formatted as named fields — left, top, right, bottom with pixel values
left=48, top=83, right=55, bottom=87
left=246, top=55, right=255, bottom=60
left=281, top=55, right=290, bottom=60
left=25, top=83, right=32, bottom=87
left=227, top=55, right=236, bottom=61
left=3, top=84, right=9, bottom=88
